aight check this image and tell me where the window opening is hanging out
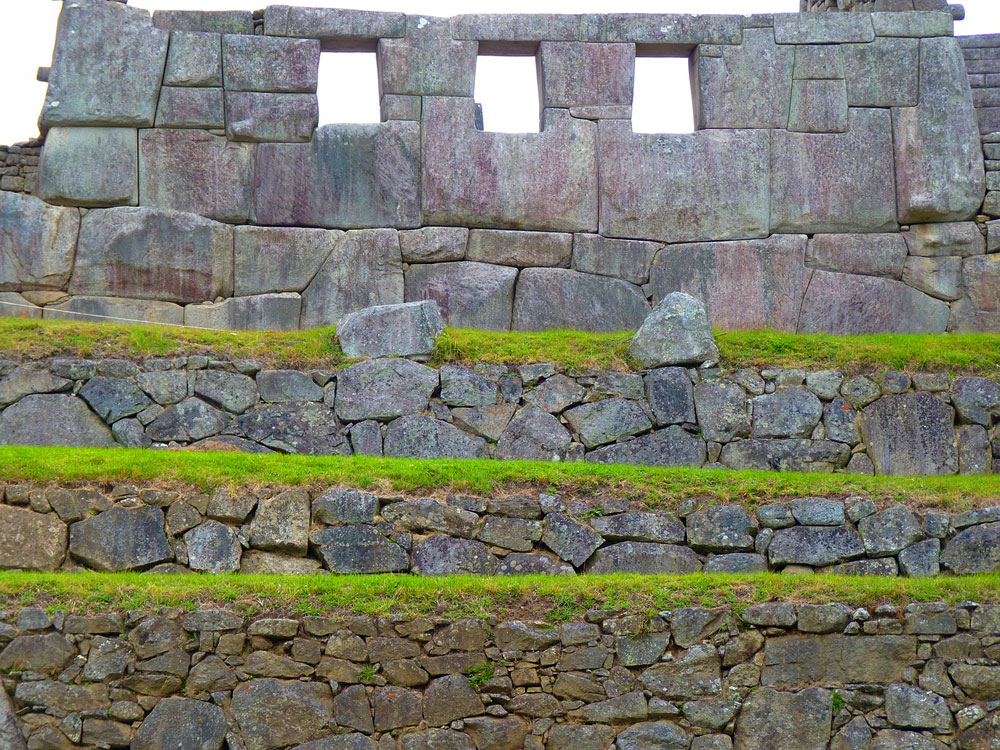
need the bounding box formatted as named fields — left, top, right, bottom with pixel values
left=474, top=54, right=541, bottom=133
left=632, top=55, right=695, bottom=134
left=317, top=51, right=381, bottom=125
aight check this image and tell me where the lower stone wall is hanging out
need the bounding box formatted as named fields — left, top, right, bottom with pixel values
left=1, top=601, right=999, bottom=749
left=2, top=482, right=999, bottom=576
left=0, top=138, right=41, bottom=196
left=0, top=355, right=997, bottom=477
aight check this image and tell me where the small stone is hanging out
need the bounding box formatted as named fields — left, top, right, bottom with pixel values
left=338, top=300, right=444, bottom=361
left=630, top=292, right=719, bottom=367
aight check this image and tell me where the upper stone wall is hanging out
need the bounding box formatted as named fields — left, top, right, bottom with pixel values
left=1, top=0, right=995, bottom=333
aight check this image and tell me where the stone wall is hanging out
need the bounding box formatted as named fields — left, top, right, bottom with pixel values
left=2, top=601, right=1000, bottom=748
left=0, top=138, right=42, bottom=196
left=0, top=355, right=998, bottom=476
left=802, top=0, right=955, bottom=13
left=1, top=1, right=995, bottom=333
left=960, top=32, right=1000, bottom=254
left=2, top=480, right=1000, bottom=576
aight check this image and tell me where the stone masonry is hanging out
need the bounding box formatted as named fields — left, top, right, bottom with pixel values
left=0, top=1, right=995, bottom=333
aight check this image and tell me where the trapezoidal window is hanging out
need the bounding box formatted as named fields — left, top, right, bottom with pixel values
left=632, top=54, right=695, bottom=134
left=474, top=54, right=542, bottom=133
left=317, top=51, right=381, bottom=125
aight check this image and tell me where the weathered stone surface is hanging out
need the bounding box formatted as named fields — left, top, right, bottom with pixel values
left=581, top=13, right=743, bottom=44
left=884, top=683, right=951, bottom=731
left=463, top=717, right=529, bottom=750
left=600, top=121, right=769, bottom=244
left=423, top=674, right=484, bottom=726
left=587, top=426, right=707, bottom=468
left=588, top=542, right=702, bottom=574
left=495, top=406, right=572, bottom=461
left=0, top=682, right=25, bottom=750
left=695, top=380, right=749, bottom=442
left=70, top=207, right=233, bottom=305
left=0, top=369, right=70, bottom=407
left=226, top=92, right=318, bottom=143
left=335, top=358, right=438, bottom=421
left=903, top=222, right=986, bottom=257
left=949, top=664, right=1000, bottom=700
left=571, top=234, right=658, bottom=286
left=721, top=438, right=850, bottom=472
left=751, top=388, right=822, bottom=438
left=0, top=193, right=78, bottom=291
left=300, top=230, right=404, bottom=328
left=687, top=506, right=756, bottom=553
left=497, top=552, right=575, bottom=576
left=806, top=234, right=908, bottom=279
left=952, top=376, right=1000, bottom=426
left=593, top=512, right=685, bottom=544
left=733, top=688, right=832, bottom=750
left=313, top=488, right=378, bottom=526
left=893, top=37, right=985, bottom=222
left=775, top=13, right=874, bottom=42
left=422, top=98, right=597, bottom=232
left=902, top=256, right=962, bottom=301
left=69, top=506, right=171, bottom=572
left=384, top=415, right=486, bottom=459
left=222, top=35, right=319, bottom=93
left=186, top=294, right=302, bottom=331
left=844, top=37, right=919, bottom=107
left=146, top=397, right=227, bottom=442
left=0, top=394, right=115, bottom=447
left=264, top=6, right=405, bottom=39
left=539, top=41, right=633, bottom=108
left=541, top=513, right=604, bottom=566
left=646, top=367, right=695, bottom=426
left=859, top=392, right=958, bottom=475
left=0, top=633, right=76, bottom=674
left=41, top=0, right=169, bottom=127
left=237, top=402, right=348, bottom=455
left=231, top=679, right=332, bottom=750
left=411, top=536, right=499, bottom=576
left=399, top=227, right=468, bottom=263
left=763, top=634, right=916, bottom=686
left=132, top=697, right=227, bottom=750
left=155, top=86, right=225, bottom=129
left=704, top=552, right=768, bottom=573
left=869, top=730, right=948, bottom=750
left=78, top=377, right=152, bottom=424
left=255, top=123, right=420, bottom=229
left=250, top=490, right=310, bottom=555
left=37, top=127, right=137, bottom=211
left=377, top=19, right=475, bottom=98
left=639, top=645, right=721, bottom=699
left=858, top=505, right=923, bottom=557
left=451, top=404, right=516, bottom=442
left=650, top=235, right=812, bottom=332
left=405, top=261, right=517, bottom=330
left=184, top=520, right=242, bottom=574
left=44, top=296, right=184, bottom=325
left=155, top=9, right=254, bottom=33
left=163, top=30, right=222, bottom=87
left=235, top=227, right=337, bottom=296
left=768, top=525, right=865, bottom=567
left=798, top=271, right=950, bottom=335
left=563, top=398, right=651, bottom=448
left=617, top=722, right=689, bottom=750
left=942, top=522, right=1000, bottom=574
left=512, top=268, right=649, bottom=332
left=440, top=366, right=498, bottom=407
left=193, top=371, right=258, bottom=414
left=310, top=525, right=409, bottom=574
left=139, top=129, right=255, bottom=223
left=771, top=109, right=897, bottom=233
left=12, top=679, right=109, bottom=720
left=630, top=293, right=718, bottom=368
left=0, top=506, right=67, bottom=571
left=338, top=301, right=443, bottom=360
left=467, top=230, right=572, bottom=269
left=257, top=370, right=323, bottom=404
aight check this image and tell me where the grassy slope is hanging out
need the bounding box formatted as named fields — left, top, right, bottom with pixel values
left=1, top=318, right=999, bottom=374
left=1, top=446, right=998, bottom=510
left=1, top=572, right=996, bottom=620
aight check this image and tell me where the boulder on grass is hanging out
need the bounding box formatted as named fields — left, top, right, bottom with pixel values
left=630, top=293, right=719, bottom=368
left=337, top=300, right=444, bottom=361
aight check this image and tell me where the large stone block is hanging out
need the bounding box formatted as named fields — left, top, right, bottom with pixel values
left=467, top=230, right=572, bottom=268
left=512, top=268, right=649, bottom=332
left=958, top=255, right=1000, bottom=323
left=69, top=506, right=172, bottom=572
left=798, top=271, right=950, bottom=334
left=788, top=78, right=848, bottom=133
left=843, top=38, right=919, bottom=107
left=44, top=296, right=184, bottom=326
left=384, top=415, right=486, bottom=459
left=378, top=18, right=477, bottom=97
left=805, top=234, right=907, bottom=279
left=733, top=688, right=832, bottom=750
left=578, top=14, right=743, bottom=44
left=540, top=42, right=634, bottom=108
left=225, top=92, right=318, bottom=143
left=774, top=13, right=875, bottom=43
left=0, top=506, right=67, bottom=572
left=153, top=10, right=253, bottom=33
left=184, top=294, right=302, bottom=331
left=762, top=634, right=915, bottom=686
left=41, top=0, right=169, bottom=128
left=163, top=31, right=222, bottom=87
left=70, top=207, right=234, bottom=305
left=422, top=97, right=598, bottom=232
left=337, top=301, right=443, bottom=360
left=599, top=121, right=769, bottom=243
left=139, top=129, right=255, bottom=223
left=36, top=127, right=138, bottom=207
left=719, top=439, right=850, bottom=472
left=893, top=37, right=986, bottom=222
left=650, top=235, right=810, bottom=331
left=771, top=108, right=897, bottom=233
left=572, top=235, right=659, bottom=286
left=903, top=222, right=986, bottom=257
left=630, top=292, right=718, bottom=368
left=859, top=392, right=958, bottom=475
left=586, top=426, right=706, bottom=468
left=399, top=227, right=468, bottom=263
left=300, top=229, right=403, bottom=328
left=0, top=394, right=114, bottom=448
left=154, top=87, right=225, bottom=129
left=264, top=6, right=406, bottom=40
left=694, top=28, right=794, bottom=129
left=254, top=123, right=421, bottom=229
left=0, top=192, right=78, bottom=291
left=405, top=262, right=517, bottom=330
left=222, top=35, right=320, bottom=93
left=235, top=226, right=339, bottom=296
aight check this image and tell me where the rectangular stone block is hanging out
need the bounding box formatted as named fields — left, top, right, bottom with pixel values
left=139, top=129, right=255, bottom=224
left=399, top=227, right=468, bottom=263
left=578, top=14, right=743, bottom=44
left=872, top=11, right=954, bottom=37
left=404, top=261, right=517, bottom=330
left=903, top=222, right=986, bottom=256
left=694, top=28, right=794, bottom=129
left=225, top=92, right=318, bottom=143
left=571, top=235, right=660, bottom=286
left=254, top=122, right=421, bottom=229
left=163, top=31, right=222, bottom=87
left=774, top=13, right=875, bottom=44
left=155, top=87, right=225, bottom=129
left=451, top=14, right=580, bottom=42
left=771, top=108, right=898, bottom=233
left=806, top=234, right=908, bottom=279
left=762, top=635, right=915, bottom=687
left=234, top=226, right=340, bottom=296
left=422, top=98, right=598, bottom=233
left=982, top=109, right=1000, bottom=136
left=649, top=235, right=811, bottom=331
left=788, top=79, right=848, bottom=133
left=540, top=43, right=634, bottom=108
left=467, top=230, right=571, bottom=268
left=893, top=38, right=986, bottom=222
left=599, top=120, right=770, bottom=244
left=568, top=105, right=632, bottom=120
left=265, top=6, right=405, bottom=40
left=41, top=0, right=168, bottom=128
left=185, top=293, right=302, bottom=331
left=153, top=10, right=253, bottom=34
left=43, top=296, right=184, bottom=325
left=381, top=95, right=421, bottom=121
left=36, top=128, right=138, bottom=208
left=973, top=88, right=1000, bottom=108
left=0, top=193, right=79, bottom=291
left=512, top=268, right=649, bottom=332
left=378, top=18, right=477, bottom=97
left=793, top=45, right=845, bottom=79
left=843, top=38, right=919, bottom=107
left=222, top=35, right=320, bottom=93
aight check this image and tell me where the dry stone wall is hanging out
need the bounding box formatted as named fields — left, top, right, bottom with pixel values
left=0, top=355, right=998, bottom=476
left=1, top=1, right=996, bottom=333
left=2, top=601, right=1000, bottom=749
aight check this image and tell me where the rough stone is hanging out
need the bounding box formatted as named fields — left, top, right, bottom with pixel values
left=238, top=402, right=348, bottom=455
left=903, top=222, right=987, bottom=257
left=338, top=301, right=443, bottom=360
left=310, top=525, right=409, bottom=574
left=193, top=371, right=258, bottom=414
left=806, top=233, right=908, bottom=279
left=184, top=520, right=242, bottom=574
left=542, top=513, right=604, bottom=566
left=858, top=505, right=924, bottom=556
left=335, top=358, right=438, bottom=422
left=646, top=367, right=696, bottom=426
left=384, top=415, right=486, bottom=459
left=884, top=683, right=952, bottom=731
left=36, top=127, right=138, bottom=207
left=721, top=438, right=849, bottom=472
left=942, top=522, right=1000, bottom=574
left=859, top=392, right=958, bottom=475
left=466, top=230, right=572, bottom=268
left=78, top=376, right=152, bottom=424
left=639, top=645, right=721, bottom=699
left=751, top=388, right=823, bottom=438
left=694, top=380, right=749, bottom=442
left=762, top=634, right=916, bottom=686
left=586, top=426, right=706, bottom=468
left=592, top=512, right=685, bottom=544
left=163, top=30, right=222, bottom=87
left=231, top=679, right=332, bottom=750
left=44, top=296, right=184, bottom=326
left=222, top=35, right=319, bottom=93
left=952, top=376, right=1000, bottom=426
left=0, top=394, right=115, bottom=447
left=588, top=542, right=702, bottom=574
left=132, top=697, right=227, bottom=750
left=563, top=398, right=652, bottom=448
left=250, top=490, right=310, bottom=555
left=405, top=261, right=517, bottom=330
left=572, top=235, right=659, bottom=286
left=768, top=525, right=865, bottom=567
left=399, top=227, right=468, bottom=263
left=0, top=193, right=78, bottom=292
left=412, top=536, right=498, bottom=576
left=495, top=406, right=572, bottom=461
left=225, top=92, right=318, bottom=143
left=146, top=397, right=228, bottom=442
left=69, top=506, right=171, bottom=572
left=312, top=489, right=379, bottom=526
left=630, top=293, right=719, bottom=368
left=234, top=226, right=337, bottom=296
left=185, top=294, right=302, bottom=332
left=733, top=688, right=832, bottom=750
left=0, top=506, right=67, bottom=571
left=512, top=268, right=649, bottom=332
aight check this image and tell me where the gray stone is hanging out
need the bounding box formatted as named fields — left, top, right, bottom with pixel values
left=411, top=536, right=499, bottom=576
left=903, top=256, right=963, bottom=300
left=572, top=235, right=659, bottom=286
left=467, top=230, right=572, bottom=268
left=497, top=553, right=575, bottom=576
left=513, top=268, right=649, bottom=332
left=903, top=222, right=986, bottom=257
left=859, top=392, right=958, bottom=475
left=163, top=30, right=222, bottom=87
left=399, top=227, right=468, bottom=263
left=721, top=438, right=850, bottom=472
left=788, top=78, right=848, bottom=133
left=958, top=424, right=992, bottom=475
left=631, top=293, right=719, bottom=368
left=646, top=367, right=696, bottom=427
left=234, top=226, right=337, bottom=296
left=952, top=376, right=1000, bottom=426
left=69, top=506, right=171, bottom=572
left=478, top=516, right=542, bottom=552
left=405, top=261, right=517, bottom=330
left=264, top=5, right=405, bottom=39
left=154, top=9, right=254, bottom=33
left=869, top=731, right=948, bottom=750
left=41, top=0, right=168, bottom=127
left=154, top=87, right=224, bottom=129
left=0, top=368, right=71, bottom=407
left=332, top=684, right=374, bottom=735
left=77, top=377, right=151, bottom=424
left=225, top=92, right=318, bottom=143
left=682, top=700, right=740, bottom=730
left=36, top=127, right=138, bottom=207
left=942, top=522, right=1000, bottom=574
left=858, top=505, right=924, bottom=556
left=44, top=296, right=185, bottom=326
left=222, top=35, right=318, bottom=93
left=751, top=388, right=823, bottom=438
left=335, top=358, right=438, bottom=422
left=440, top=366, right=498, bottom=407
left=424, top=673, right=484, bottom=726
left=539, top=40, right=633, bottom=108
left=312, top=489, right=378, bottom=525
left=841, top=376, right=882, bottom=408
left=845, top=38, right=919, bottom=108
left=0, top=394, right=115, bottom=447
left=230, top=679, right=332, bottom=750
left=451, top=404, right=517, bottom=442
left=496, top=406, right=572, bottom=461
left=237, top=402, right=349, bottom=455
left=564, top=398, right=652, bottom=448
left=733, top=687, right=833, bottom=750
left=384, top=415, right=486, bottom=459
left=806, top=233, right=908, bottom=279
left=0, top=505, right=67, bottom=572
left=183, top=520, right=242, bottom=573
left=791, top=498, right=844, bottom=526
left=796, top=604, right=852, bottom=634
left=586, top=426, right=706, bottom=468
left=704, top=553, right=768, bottom=573
left=250, top=490, right=310, bottom=555
left=378, top=18, right=475, bottom=97
left=828, top=558, right=899, bottom=576
left=257, top=370, right=323, bottom=403
left=207, top=488, right=258, bottom=524
left=146, top=397, right=227, bottom=442
left=349, top=420, right=384, bottom=457
left=310, top=525, right=409, bottom=574
left=768, top=525, right=865, bottom=567
left=0, top=193, right=78, bottom=291
left=588, top=542, right=702, bottom=574
left=885, top=683, right=952, bottom=731
left=542, top=513, right=604, bottom=566
left=824, top=398, right=860, bottom=444
left=639, top=645, right=721, bottom=699
left=524, top=374, right=586, bottom=413
left=694, top=380, right=749, bottom=442
left=775, top=12, right=874, bottom=42
left=185, top=294, right=302, bottom=332
left=592, top=512, right=685, bottom=544
left=338, top=301, right=443, bottom=360
left=133, top=697, right=227, bottom=750
left=617, top=722, right=689, bottom=750
left=399, top=730, right=472, bottom=750
left=193, top=371, right=258, bottom=414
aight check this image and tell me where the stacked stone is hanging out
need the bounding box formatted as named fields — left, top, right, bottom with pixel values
left=960, top=33, right=1000, bottom=224
left=802, top=0, right=952, bottom=11
left=1, top=600, right=999, bottom=748
left=0, top=138, right=41, bottom=195
left=2, top=481, right=1000, bottom=576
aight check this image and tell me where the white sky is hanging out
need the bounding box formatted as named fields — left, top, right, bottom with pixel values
left=2, top=0, right=999, bottom=144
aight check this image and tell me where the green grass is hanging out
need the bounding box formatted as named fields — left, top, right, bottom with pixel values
left=1, top=446, right=998, bottom=510
left=0, top=572, right=996, bottom=620
left=1, top=317, right=999, bottom=374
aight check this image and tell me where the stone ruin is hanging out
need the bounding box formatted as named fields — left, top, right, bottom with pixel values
left=0, top=0, right=997, bottom=333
